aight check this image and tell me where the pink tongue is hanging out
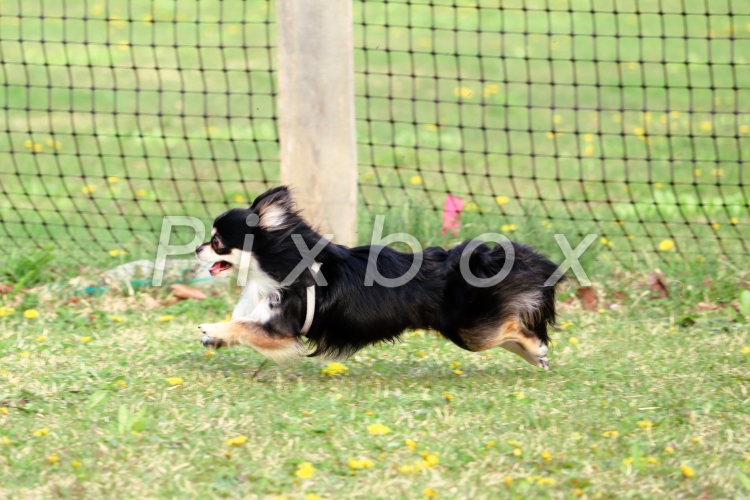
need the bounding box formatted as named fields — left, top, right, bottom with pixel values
left=209, top=262, right=224, bottom=273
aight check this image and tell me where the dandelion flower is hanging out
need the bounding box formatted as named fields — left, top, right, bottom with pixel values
left=225, top=435, right=248, bottom=447
left=537, top=477, right=556, bottom=486
left=485, top=440, right=496, bottom=449
left=495, top=196, right=510, bottom=205
left=741, top=346, right=750, bottom=355
left=20, top=351, right=30, bottom=358
left=367, top=423, right=391, bottom=435
left=419, top=451, right=439, bottom=467
left=0, top=408, right=8, bottom=415
left=680, top=464, right=694, bottom=478
left=80, top=336, right=92, bottom=343
left=584, top=145, right=594, bottom=156
left=569, top=337, right=579, bottom=345
left=33, top=143, right=43, bottom=152
left=82, top=185, right=96, bottom=194
left=453, top=369, right=463, bottom=375
left=541, top=450, right=552, bottom=461
left=700, top=121, right=712, bottom=132
left=513, top=391, right=524, bottom=400
left=503, top=476, right=513, bottom=486
left=37, top=335, right=45, bottom=342
left=24, top=309, right=39, bottom=319
left=32, top=428, right=50, bottom=437
left=136, top=189, right=147, bottom=197
left=449, top=361, right=461, bottom=369
left=159, top=315, right=174, bottom=322
left=637, top=419, right=654, bottom=429
left=444, top=392, right=453, bottom=402
left=730, top=218, right=738, bottom=225
left=424, top=124, right=439, bottom=132
left=47, top=454, right=59, bottom=465
left=115, top=380, right=127, bottom=387
left=573, top=488, right=584, bottom=497
left=0, top=306, right=16, bottom=317
left=658, top=239, right=674, bottom=251
left=109, top=249, right=122, bottom=257
left=405, top=439, right=417, bottom=450
left=513, top=448, right=522, bottom=457
left=321, top=362, right=348, bottom=376
left=622, top=457, right=634, bottom=466
left=453, top=87, right=473, bottom=98
left=233, top=194, right=244, bottom=203
left=24, top=139, right=34, bottom=149
left=483, top=84, right=500, bottom=97
left=647, top=457, right=660, bottom=466
left=295, top=461, right=315, bottom=478
left=204, top=351, right=216, bottom=358
left=560, top=321, right=572, bottom=329
left=423, top=488, right=438, bottom=498
left=665, top=445, right=675, bottom=454
left=398, top=463, right=421, bottom=474
left=348, top=457, right=374, bottom=469
left=71, top=460, right=82, bottom=468
left=501, top=224, right=516, bottom=232
left=0, top=437, right=11, bottom=445
left=167, top=377, right=183, bottom=386
left=602, top=430, right=619, bottom=439
left=410, top=175, right=422, bottom=185
left=416, top=351, right=427, bottom=357
left=304, top=495, right=320, bottom=500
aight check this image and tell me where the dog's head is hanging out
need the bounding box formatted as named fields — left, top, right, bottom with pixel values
left=195, top=186, right=298, bottom=277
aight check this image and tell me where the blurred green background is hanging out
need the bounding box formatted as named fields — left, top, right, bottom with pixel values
left=1, top=0, right=749, bottom=272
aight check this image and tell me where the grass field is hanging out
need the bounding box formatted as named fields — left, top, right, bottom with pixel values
left=0, top=0, right=749, bottom=266
left=1, top=263, right=750, bottom=499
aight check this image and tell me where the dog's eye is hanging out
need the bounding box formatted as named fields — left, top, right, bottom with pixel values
left=211, top=236, right=223, bottom=250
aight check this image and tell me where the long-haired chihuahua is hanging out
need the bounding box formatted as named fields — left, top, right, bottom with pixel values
left=195, top=186, right=561, bottom=369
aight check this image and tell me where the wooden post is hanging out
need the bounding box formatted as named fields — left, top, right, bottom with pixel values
left=277, top=0, right=358, bottom=247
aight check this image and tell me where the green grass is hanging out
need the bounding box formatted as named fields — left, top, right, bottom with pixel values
left=0, top=0, right=749, bottom=267
left=1, top=265, right=750, bottom=498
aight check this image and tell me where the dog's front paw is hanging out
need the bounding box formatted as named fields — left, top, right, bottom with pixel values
left=198, top=324, right=224, bottom=348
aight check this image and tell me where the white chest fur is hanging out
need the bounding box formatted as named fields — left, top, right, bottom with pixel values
left=232, top=254, right=281, bottom=323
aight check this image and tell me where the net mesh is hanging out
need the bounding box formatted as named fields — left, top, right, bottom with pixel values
left=1, top=0, right=749, bottom=268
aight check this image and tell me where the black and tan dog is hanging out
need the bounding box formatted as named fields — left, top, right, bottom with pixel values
left=196, top=186, right=561, bottom=369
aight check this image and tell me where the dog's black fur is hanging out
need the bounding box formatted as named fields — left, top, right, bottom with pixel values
left=196, top=186, right=562, bottom=368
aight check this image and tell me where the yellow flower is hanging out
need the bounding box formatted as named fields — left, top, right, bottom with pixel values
left=47, top=454, right=59, bottom=465
left=142, top=14, right=153, bottom=24
left=537, top=477, right=556, bottom=486
left=348, top=457, right=374, bottom=469
left=167, top=377, right=183, bottom=386
left=450, top=361, right=461, bottom=369
left=503, top=476, right=513, bottom=486
left=665, top=445, right=674, bottom=454
left=637, top=419, right=653, bottom=429
left=547, top=131, right=556, bottom=139
left=33, top=143, right=43, bottom=152
left=405, top=439, right=417, bottom=450
left=115, top=380, right=127, bottom=387
left=20, top=351, right=30, bottom=358
left=335, top=393, right=343, bottom=399
left=483, top=84, right=500, bottom=97
left=367, top=423, right=391, bottom=435
left=0, top=306, right=16, bottom=316
left=295, top=461, right=315, bottom=478
left=571, top=432, right=582, bottom=440
left=680, top=464, right=694, bottom=478
left=602, top=430, right=619, bottom=439
left=513, top=448, right=522, bottom=457
left=453, top=87, right=473, bottom=98
left=700, top=121, right=712, bottom=131
left=32, top=428, right=50, bottom=437
left=321, top=362, right=348, bottom=376
left=730, top=218, right=739, bottom=225
left=36, top=335, right=45, bottom=342
left=159, top=315, right=174, bottom=322
left=554, top=114, right=562, bottom=124
left=416, top=351, right=427, bottom=357
left=80, top=336, right=92, bottom=343
left=560, top=321, right=573, bottom=329
left=398, top=463, right=421, bottom=474
left=655, top=182, right=663, bottom=189
left=694, top=169, right=702, bottom=176
left=712, top=169, right=723, bottom=176
left=82, top=185, right=96, bottom=194
left=423, top=488, right=438, bottom=498
left=508, top=440, right=523, bottom=448
left=419, top=451, right=439, bottom=467
left=0, top=437, right=11, bottom=445
left=513, top=391, right=524, bottom=400
left=71, top=460, right=82, bottom=468
left=204, top=351, right=216, bottom=358
left=633, top=126, right=645, bottom=138
left=410, top=175, right=422, bottom=185
left=0, top=408, right=8, bottom=415
left=658, top=239, right=674, bottom=251
left=453, top=369, right=463, bottom=375
left=501, top=224, right=516, bottom=232
left=107, top=176, right=119, bottom=183
left=118, top=40, right=130, bottom=51
left=136, top=189, right=147, bottom=197
left=573, top=488, right=584, bottom=497
left=24, top=309, right=39, bottom=319
left=584, top=134, right=594, bottom=142
left=424, top=124, right=439, bottom=132
left=225, top=435, right=248, bottom=447
left=24, top=139, right=34, bottom=149
left=233, top=194, right=244, bottom=203
left=365, top=410, right=374, bottom=416
left=647, top=457, right=660, bottom=466
left=569, top=337, right=579, bottom=345
left=444, top=392, right=453, bottom=402
left=584, top=145, right=594, bottom=156
left=541, top=450, right=552, bottom=461
left=741, top=346, right=750, bottom=355
left=495, top=195, right=510, bottom=205
left=111, top=316, right=123, bottom=322
left=109, top=249, right=122, bottom=257
left=485, top=440, right=496, bottom=449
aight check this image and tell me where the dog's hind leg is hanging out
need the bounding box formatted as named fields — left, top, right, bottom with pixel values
left=198, top=320, right=304, bottom=365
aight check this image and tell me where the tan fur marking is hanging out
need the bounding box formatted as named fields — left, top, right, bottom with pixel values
left=462, top=317, right=550, bottom=370
left=200, top=320, right=304, bottom=365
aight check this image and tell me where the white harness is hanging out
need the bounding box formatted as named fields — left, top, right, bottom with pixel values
left=300, top=262, right=321, bottom=335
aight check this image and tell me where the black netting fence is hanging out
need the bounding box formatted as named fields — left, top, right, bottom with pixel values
left=2, top=0, right=749, bottom=271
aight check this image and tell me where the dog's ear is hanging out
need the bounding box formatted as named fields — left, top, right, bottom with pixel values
left=251, top=186, right=295, bottom=230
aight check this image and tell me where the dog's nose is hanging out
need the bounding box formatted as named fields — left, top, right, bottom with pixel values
left=195, top=244, right=203, bottom=253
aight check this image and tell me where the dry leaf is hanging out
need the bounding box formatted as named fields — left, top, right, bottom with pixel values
left=647, top=272, right=669, bottom=298
left=703, top=276, right=712, bottom=289
left=696, top=302, right=721, bottom=311
left=576, top=287, right=598, bottom=311
left=0, top=284, right=13, bottom=294
left=611, top=290, right=628, bottom=301
left=169, top=284, right=207, bottom=301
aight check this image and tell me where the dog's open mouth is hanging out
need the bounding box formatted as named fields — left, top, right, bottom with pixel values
left=209, top=261, right=232, bottom=276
